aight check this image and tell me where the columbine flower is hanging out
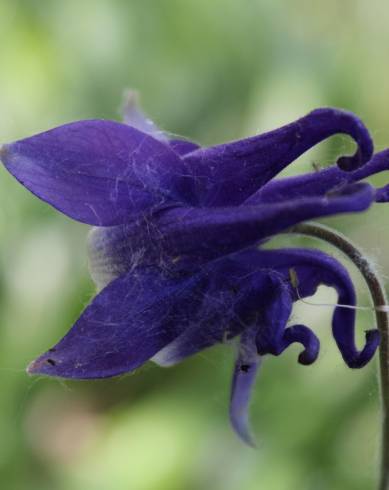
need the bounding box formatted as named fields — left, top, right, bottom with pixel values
left=2, top=93, right=389, bottom=444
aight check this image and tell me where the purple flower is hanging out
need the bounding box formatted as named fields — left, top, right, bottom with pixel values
left=2, top=93, right=388, bottom=444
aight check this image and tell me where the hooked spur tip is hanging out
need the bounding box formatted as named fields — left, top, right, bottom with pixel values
left=344, top=329, right=381, bottom=369
left=336, top=138, right=372, bottom=172
left=336, top=153, right=361, bottom=172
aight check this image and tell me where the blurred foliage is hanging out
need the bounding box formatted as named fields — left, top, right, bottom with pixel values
left=0, top=1, right=389, bottom=489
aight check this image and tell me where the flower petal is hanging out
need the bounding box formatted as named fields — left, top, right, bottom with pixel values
left=229, top=327, right=261, bottom=447
left=0, top=120, right=189, bottom=225
left=137, top=182, right=374, bottom=260
left=254, top=248, right=380, bottom=368
left=28, top=254, right=266, bottom=379
left=88, top=182, right=374, bottom=289
left=183, top=108, right=373, bottom=206
left=249, top=149, right=389, bottom=205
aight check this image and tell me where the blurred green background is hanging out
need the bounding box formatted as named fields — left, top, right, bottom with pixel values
left=1, top=1, right=389, bottom=489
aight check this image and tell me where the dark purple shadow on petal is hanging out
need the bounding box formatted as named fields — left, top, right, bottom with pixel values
left=249, top=149, right=389, bottom=205
left=0, top=120, right=191, bottom=225
left=230, top=327, right=261, bottom=447
left=183, top=108, right=373, bottom=206
left=254, top=273, right=293, bottom=354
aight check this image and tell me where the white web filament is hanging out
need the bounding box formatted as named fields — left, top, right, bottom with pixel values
left=288, top=268, right=389, bottom=313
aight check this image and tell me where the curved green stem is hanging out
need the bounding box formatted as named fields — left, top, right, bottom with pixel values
left=287, top=222, right=389, bottom=490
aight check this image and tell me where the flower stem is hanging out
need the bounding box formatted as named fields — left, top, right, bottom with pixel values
left=287, top=222, right=389, bottom=490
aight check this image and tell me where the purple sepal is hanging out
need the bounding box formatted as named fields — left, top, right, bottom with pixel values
left=27, top=266, right=212, bottom=378
left=28, top=254, right=273, bottom=379
left=0, top=120, right=190, bottom=225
